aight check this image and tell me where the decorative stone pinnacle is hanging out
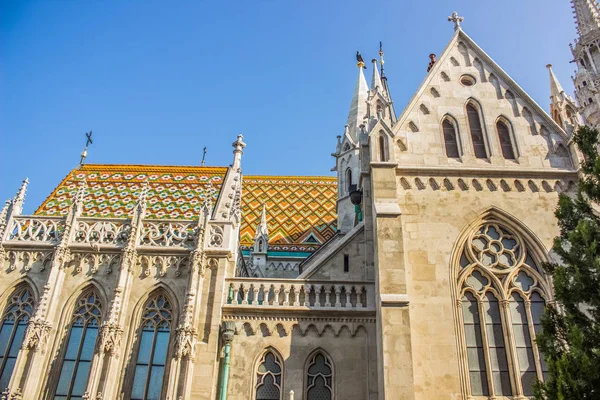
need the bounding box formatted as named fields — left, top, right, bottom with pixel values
left=12, top=178, right=29, bottom=216
left=448, top=11, right=464, bottom=30
left=232, top=134, right=246, bottom=153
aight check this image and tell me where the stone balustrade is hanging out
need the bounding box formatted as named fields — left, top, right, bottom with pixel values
left=225, top=278, right=375, bottom=310
left=4, top=216, right=64, bottom=245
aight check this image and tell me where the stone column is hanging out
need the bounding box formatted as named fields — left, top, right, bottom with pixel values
left=167, top=205, right=210, bottom=399
left=370, top=162, right=415, bottom=400
left=89, top=187, right=147, bottom=400
left=15, top=182, right=85, bottom=399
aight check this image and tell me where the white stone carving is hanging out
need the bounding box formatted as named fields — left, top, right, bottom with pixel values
left=73, top=219, right=130, bottom=246
left=5, top=216, right=63, bottom=244
left=138, top=221, right=196, bottom=248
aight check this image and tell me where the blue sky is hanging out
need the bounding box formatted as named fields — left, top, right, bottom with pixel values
left=1, top=0, right=577, bottom=213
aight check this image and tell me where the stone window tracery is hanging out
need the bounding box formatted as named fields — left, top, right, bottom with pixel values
left=0, top=286, right=34, bottom=390
left=54, top=289, right=102, bottom=400
left=130, top=294, right=173, bottom=400
left=255, top=350, right=282, bottom=400
left=457, top=221, right=549, bottom=398
left=306, top=351, right=333, bottom=400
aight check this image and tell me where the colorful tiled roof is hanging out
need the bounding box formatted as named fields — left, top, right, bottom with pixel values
left=240, top=176, right=337, bottom=252
left=35, top=165, right=227, bottom=219
left=35, top=166, right=338, bottom=251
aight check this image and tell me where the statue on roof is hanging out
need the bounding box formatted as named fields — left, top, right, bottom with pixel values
left=356, top=51, right=366, bottom=69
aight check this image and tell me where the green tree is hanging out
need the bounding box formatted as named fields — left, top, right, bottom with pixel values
left=535, top=125, right=600, bottom=399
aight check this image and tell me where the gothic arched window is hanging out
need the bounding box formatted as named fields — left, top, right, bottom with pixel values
left=0, top=286, right=34, bottom=390
left=130, top=294, right=173, bottom=400
left=496, top=120, right=516, bottom=160
left=306, top=351, right=333, bottom=400
left=442, top=119, right=460, bottom=158
left=379, top=134, right=389, bottom=162
left=466, top=104, right=487, bottom=158
left=255, top=350, right=282, bottom=400
left=457, top=221, right=550, bottom=397
left=345, top=168, right=353, bottom=192
left=54, top=289, right=102, bottom=399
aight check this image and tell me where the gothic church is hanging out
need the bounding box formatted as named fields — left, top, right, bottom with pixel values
left=0, top=2, right=597, bottom=399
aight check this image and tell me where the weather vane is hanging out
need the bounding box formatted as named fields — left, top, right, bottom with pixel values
left=79, top=130, right=93, bottom=166
left=201, top=147, right=207, bottom=166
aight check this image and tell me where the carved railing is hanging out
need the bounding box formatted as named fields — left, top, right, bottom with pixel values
left=138, top=220, right=197, bottom=249
left=73, top=218, right=131, bottom=247
left=4, top=216, right=64, bottom=245
left=225, top=278, right=375, bottom=310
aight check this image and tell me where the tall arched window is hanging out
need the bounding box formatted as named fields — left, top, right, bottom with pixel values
left=306, top=351, right=333, bottom=400
left=345, top=168, right=353, bottom=192
left=496, top=121, right=516, bottom=160
left=457, top=220, right=550, bottom=397
left=379, top=134, right=388, bottom=161
left=54, top=289, right=102, bottom=399
left=130, top=294, right=173, bottom=400
left=0, top=286, right=34, bottom=390
left=255, top=350, right=282, bottom=400
left=466, top=104, right=487, bottom=158
left=442, top=119, right=460, bottom=158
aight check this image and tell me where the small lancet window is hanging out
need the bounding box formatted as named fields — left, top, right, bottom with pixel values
left=442, top=120, right=460, bottom=158
left=0, top=286, right=34, bottom=390
left=467, top=104, right=487, bottom=158
left=496, top=121, right=515, bottom=160
left=346, top=168, right=353, bottom=192
left=379, top=134, right=389, bottom=161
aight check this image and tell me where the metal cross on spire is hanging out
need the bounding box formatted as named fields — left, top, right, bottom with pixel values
left=201, top=147, right=207, bottom=166
left=448, top=11, right=464, bottom=30
left=79, top=130, right=93, bottom=166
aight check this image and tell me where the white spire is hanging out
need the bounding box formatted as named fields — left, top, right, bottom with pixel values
left=572, top=0, right=600, bottom=40
left=346, top=63, right=369, bottom=141
left=547, top=64, right=566, bottom=101
left=12, top=178, right=28, bottom=216
left=255, top=204, right=268, bottom=239
left=371, top=59, right=383, bottom=92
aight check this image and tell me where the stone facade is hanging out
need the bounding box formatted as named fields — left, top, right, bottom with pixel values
left=0, top=6, right=593, bottom=400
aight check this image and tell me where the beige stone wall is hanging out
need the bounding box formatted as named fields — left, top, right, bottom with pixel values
left=398, top=179, right=564, bottom=399
left=305, top=232, right=369, bottom=281
left=225, top=319, right=378, bottom=400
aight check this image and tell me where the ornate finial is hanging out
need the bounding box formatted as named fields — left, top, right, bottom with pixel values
left=74, top=178, right=88, bottom=210
left=448, top=11, right=464, bottom=30
left=378, top=41, right=386, bottom=76
left=356, top=51, right=366, bottom=69
left=201, top=147, right=207, bottom=166
left=232, top=134, right=246, bottom=154
left=79, top=131, right=93, bottom=166
left=427, top=53, right=437, bottom=72
left=12, top=178, right=29, bottom=216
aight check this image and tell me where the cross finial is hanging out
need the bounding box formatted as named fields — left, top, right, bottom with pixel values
left=79, top=130, right=93, bottom=166
left=448, top=11, right=464, bottom=30
left=201, top=147, right=207, bottom=166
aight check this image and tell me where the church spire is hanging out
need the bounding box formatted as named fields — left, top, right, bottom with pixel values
left=346, top=55, right=369, bottom=141
left=547, top=64, right=565, bottom=101
left=572, top=0, right=600, bottom=40
left=371, top=59, right=383, bottom=92
left=255, top=204, right=268, bottom=239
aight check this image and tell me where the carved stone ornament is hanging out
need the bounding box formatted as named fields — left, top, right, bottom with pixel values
left=208, top=225, right=224, bottom=247
left=96, top=322, right=123, bottom=356
left=174, top=325, right=197, bottom=360
left=21, top=318, right=51, bottom=352
left=0, top=388, right=23, bottom=400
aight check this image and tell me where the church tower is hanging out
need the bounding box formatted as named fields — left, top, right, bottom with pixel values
left=571, top=0, right=600, bottom=126
left=334, top=56, right=368, bottom=233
